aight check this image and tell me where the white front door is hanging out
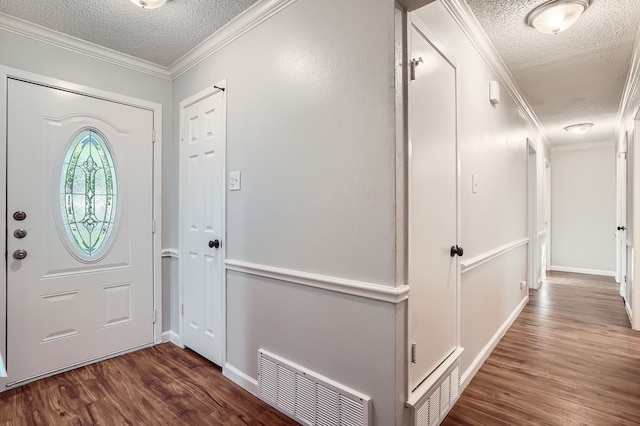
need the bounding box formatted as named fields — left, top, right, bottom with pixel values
left=408, top=21, right=459, bottom=391
left=180, top=87, right=224, bottom=366
left=7, top=78, right=155, bottom=385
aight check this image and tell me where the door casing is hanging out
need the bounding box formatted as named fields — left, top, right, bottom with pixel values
left=0, top=66, right=163, bottom=390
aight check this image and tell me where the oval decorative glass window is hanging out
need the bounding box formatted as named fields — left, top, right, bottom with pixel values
left=60, top=129, right=118, bottom=259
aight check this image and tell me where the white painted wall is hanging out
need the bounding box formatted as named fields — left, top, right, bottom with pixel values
left=551, top=144, right=616, bottom=275
left=172, top=0, right=403, bottom=424
left=412, top=1, right=549, bottom=381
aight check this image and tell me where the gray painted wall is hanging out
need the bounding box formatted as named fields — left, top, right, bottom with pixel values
left=172, top=0, right=402, bottom=424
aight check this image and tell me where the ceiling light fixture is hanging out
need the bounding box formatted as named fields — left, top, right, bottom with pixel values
left=564, top=123, right=593, bottom=135
left=130, top=0, right=167, bottom=9
left=526, top=0, right=591, bottom=35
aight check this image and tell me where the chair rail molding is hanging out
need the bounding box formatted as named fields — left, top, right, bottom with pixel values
left=461, top=238, right=529, bottom=274
left=225, top=259, right=410, bottom=304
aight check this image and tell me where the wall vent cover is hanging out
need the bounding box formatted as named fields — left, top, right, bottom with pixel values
left=258, top=349, right=371, bottom=426
left=414, top=364, right=460, bottom=426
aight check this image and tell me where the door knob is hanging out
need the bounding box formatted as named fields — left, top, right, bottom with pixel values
left=13, top=229, right=27, bottom=239
left=208, top=239, right=220, bottom=249
left=13, top=249, right=27, bottom=260
left=450, top=245, right=464, bottom=257
left=13, top=211, right=26, bottom=221
left=618, top=226, right=626, bottom=231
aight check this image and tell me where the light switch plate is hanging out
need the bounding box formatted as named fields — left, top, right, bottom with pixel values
left=229, top=171, right=241, bottom=191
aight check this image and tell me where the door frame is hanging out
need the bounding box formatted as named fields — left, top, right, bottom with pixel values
left=177, top=82, right=227, bottom=364
left=0, top=66, right=163, bottom=389
left=528, top=140, right=539, bottom=290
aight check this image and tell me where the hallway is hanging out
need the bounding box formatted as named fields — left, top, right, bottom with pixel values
left=443, top=271, right=640, bottom=425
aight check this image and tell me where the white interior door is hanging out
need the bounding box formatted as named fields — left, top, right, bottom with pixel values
left=408, top=21, right=459, bottom=391
left=617, top=134, right=628, bottom=296
left=7, top=78, right=154, bottom=385
left=180, top=88, right=224, bottom=366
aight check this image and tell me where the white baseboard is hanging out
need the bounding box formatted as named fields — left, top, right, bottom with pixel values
left=550, top=266, right=615, bottom=277
left=161, top=330, right=182, bottom=346
left=460, top=295, right=529, bottom=391
left=223, top=362, right=259, bottom=395
left=626, top=300, right=633, bottom=326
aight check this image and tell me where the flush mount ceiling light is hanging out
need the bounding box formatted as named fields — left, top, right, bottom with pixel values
left=564, top=123, right=593, bottom=135
left=130, top=0, right=167, bottom=9
left=526, top=0, right=591, bottom=34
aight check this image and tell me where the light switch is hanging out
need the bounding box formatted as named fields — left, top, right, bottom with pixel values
left=229, top=171, right=241, bottom=191
left=472, top=174, right=478, bottom=193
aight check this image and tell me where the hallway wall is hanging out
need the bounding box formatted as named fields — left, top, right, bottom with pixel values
left=172, top=0, right=404, bottom=424
left=551, top=143, right=616, bottom=276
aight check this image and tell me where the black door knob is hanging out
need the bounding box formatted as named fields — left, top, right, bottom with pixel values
left=618, top=226, right=626, bottom=231
left=450, top=245, right=464, bottom=257
left=209, top=239, right=220, bottom=249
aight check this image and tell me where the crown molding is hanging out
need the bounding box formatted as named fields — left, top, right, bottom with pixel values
left=438, top=0, right=552, bottom=152
left=616, top=26, right=640, bottom=131
left=168, top=0, right=297, bottom=80
left=0, top=12, right=171, bottom=81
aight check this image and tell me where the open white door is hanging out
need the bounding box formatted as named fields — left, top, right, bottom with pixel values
left=7, top=78, right=155, bottom=385
left=179, top=86, right=225, bottom=365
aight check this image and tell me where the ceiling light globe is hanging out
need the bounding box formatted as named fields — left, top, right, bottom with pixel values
left=564, top=123, right=593, bottom=135
left=130, top=0, right=167, bottom=9
left=526, top=0, right=591, bottom=34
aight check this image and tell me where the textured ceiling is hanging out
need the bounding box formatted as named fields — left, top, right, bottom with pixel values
left=468, top=0, right=640, bottom=146
left=0, top=0, right=259, bottom=67
left=0, top=0, right=637, bottom=146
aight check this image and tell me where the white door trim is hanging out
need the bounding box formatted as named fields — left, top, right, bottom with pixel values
left=0, top=65, right=163, bottom=390
left=178, top=82, right=227, bottom=364
left=528, top=139, right=539, bottom=290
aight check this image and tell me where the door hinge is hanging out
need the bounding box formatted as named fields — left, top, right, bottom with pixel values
left=411, top=343, right=417, bottom=364
left=153, top=309, right=157, bottom=324
left=181, top=304, right=184, bottom=315
left=152, top=220, right=156, bottom=233
left=625, top=275, right=627, bottom=283
left=180, top=128, right=184, bottom=142
left=410, top=57, right=423, bottom=81
left=152, top=129, right=156, bottom=143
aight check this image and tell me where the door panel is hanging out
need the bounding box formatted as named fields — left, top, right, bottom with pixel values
left=181, top=90, right=224, bottom=365
left=408, top=24, right=458, bottom=391
left=7, top=79, right=154, bottom=384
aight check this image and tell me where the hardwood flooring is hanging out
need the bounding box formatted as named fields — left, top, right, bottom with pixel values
left=3, top=271, right=638, bottom=425
left=0, top=343, right=298, bottom=425
left=443, top=271, right=640, bottom=425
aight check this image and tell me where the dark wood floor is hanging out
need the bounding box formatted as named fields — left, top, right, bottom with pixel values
left=443, top=271, right=640, bottom=425
left=2, top=271, right=638, bottom=425
left=0, top=343, right=298, bottom=425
